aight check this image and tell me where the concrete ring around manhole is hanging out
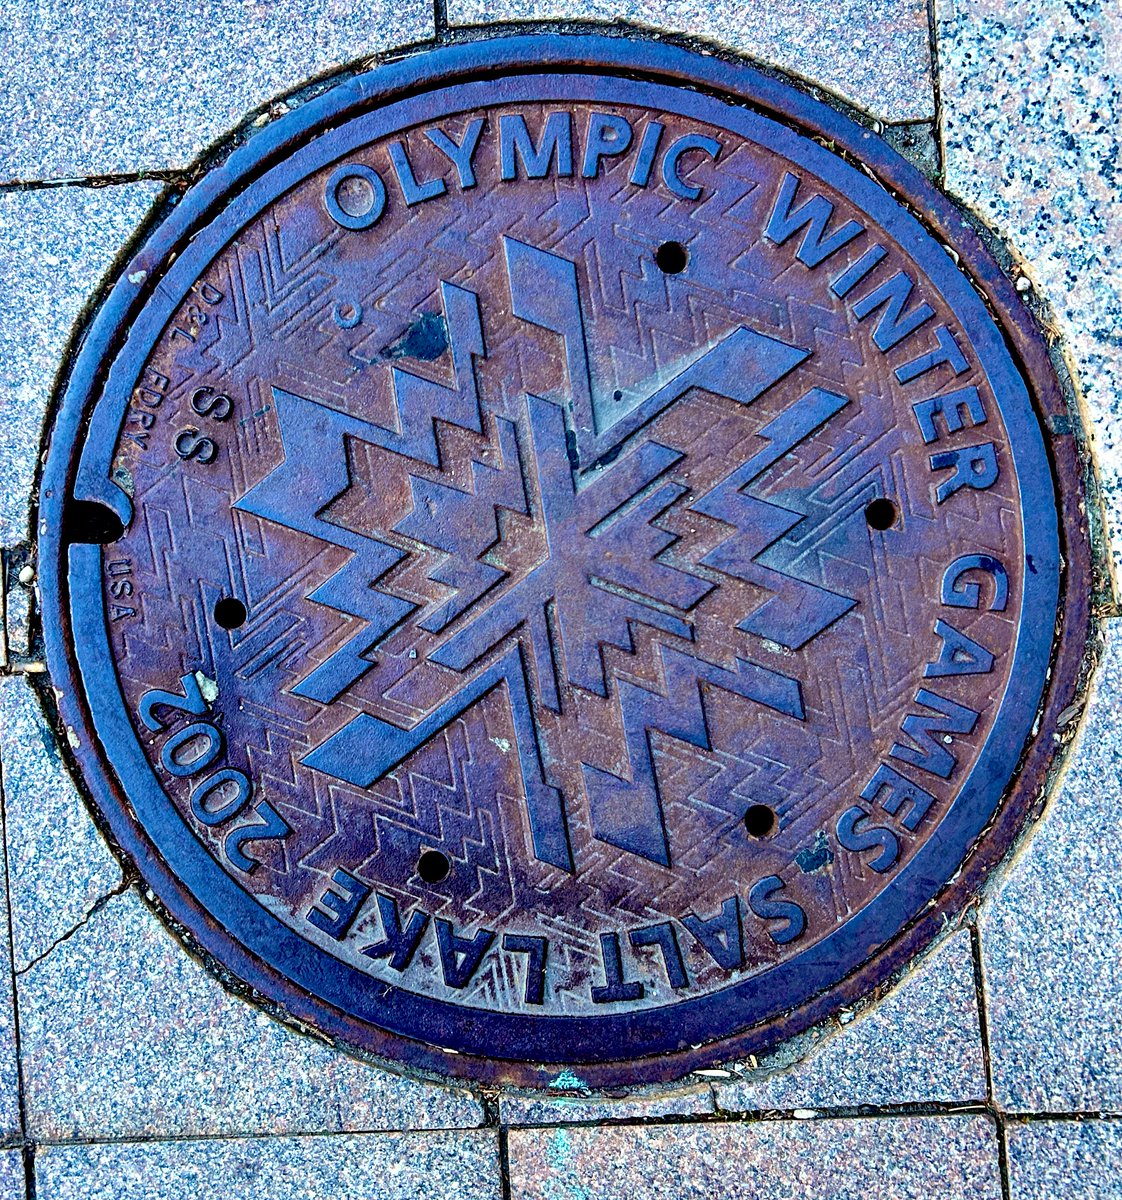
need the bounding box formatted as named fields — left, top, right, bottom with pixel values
left=36, top=33, right=1092, bottom=1090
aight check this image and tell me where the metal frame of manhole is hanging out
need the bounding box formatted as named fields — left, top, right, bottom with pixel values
left=35, top=31, right=1094, bottom=1091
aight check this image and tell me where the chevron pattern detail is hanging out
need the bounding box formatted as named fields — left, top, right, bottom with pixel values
left=240, top=241, right=856, bottom=871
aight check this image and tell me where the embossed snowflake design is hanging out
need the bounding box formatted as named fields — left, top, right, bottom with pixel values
left=237, top=237, right=856, bottom=872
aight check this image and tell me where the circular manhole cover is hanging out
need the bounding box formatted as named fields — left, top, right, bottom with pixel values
left=39, top=35, right=1089, bottom=1088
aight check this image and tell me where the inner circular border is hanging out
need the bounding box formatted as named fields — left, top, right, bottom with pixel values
left=37, top=33, right=1092, bottom=1090
left=64, top=69, right=1058, bottom=1055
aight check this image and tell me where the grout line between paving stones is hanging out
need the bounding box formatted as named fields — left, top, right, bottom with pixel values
left=1003, top=1112, right=1122, bottom=1123
left=0, top=567, right=8, bottom=673
left=19, top=1126, right=502, bottom=1153
left=0, top=1104, right=1118, bottom=1152
left=0, top=173, right=187, bottom=193
left=925, top=0, right=945, bottom=182
left=996, top=1117, right=1014, bottom=1200
left=18, top=1105, right=1121, bottom=1150
left=0, top=1107, right=1114, bottom=1164
left=497, top=1126, right=513, bottom=1200
left=0, top=744, right=35, bottom=1199
left=969, top=920, right=1012, bottom=1200
left=993, top=1111, right=1013, bottom=1200
left=433, top=0, right=450, bottom=41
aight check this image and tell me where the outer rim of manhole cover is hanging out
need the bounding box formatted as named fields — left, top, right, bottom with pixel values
left=37, top=32, right=1093, bottom=1092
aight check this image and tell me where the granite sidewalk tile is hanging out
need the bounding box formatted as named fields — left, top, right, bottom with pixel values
left=0, top=1154, right=23, bottom=1200
left=979, top=620, right=1122, bottom=1112
left=0, top=184, right=163, bottom=547
left=508, top=1115, right=1003, bottom=1199
left=937, top=0, right=1122, bottom=586
left=716, top=928, right=986, bottom=1111
left=34, top=1131, right=501, bottom=1200
left=17, top=887, right=483, bottom=1140
left=0, top=838, right=21, bottom=1139
left=1005, top=1119, right=1122, bottom=1200
left=0, top=684, right=25, bottom=1142
left=0, top=674, right=123, bottom=971
left=448, top=0, right=935, bottom=123
left=1, top=1, right=434, bottom=181
left=499, top=1085, right=713, bottom=1126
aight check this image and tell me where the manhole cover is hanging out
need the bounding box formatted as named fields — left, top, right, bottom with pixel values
left=39, top=35, right=1089, bottom=1088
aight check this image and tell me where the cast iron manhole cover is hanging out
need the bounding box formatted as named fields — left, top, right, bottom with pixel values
left=40, top=35, right=1088, bottom=1088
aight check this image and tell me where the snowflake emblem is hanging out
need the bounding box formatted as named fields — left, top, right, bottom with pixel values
left=237, top=239, right=854, bottom=870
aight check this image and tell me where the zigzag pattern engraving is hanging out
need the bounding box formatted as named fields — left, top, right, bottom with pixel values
left=584, top=644, right=804, bottom=865
left=242, top=240, right=857, bottom=871
left=107, top=115, right=1029, bottom=1017
left=233, top=282, right=486, bottom=703
left=695, top=387, right=857, bottom=649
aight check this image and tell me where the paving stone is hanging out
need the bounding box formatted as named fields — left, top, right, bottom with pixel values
left=1006, top=1119, right=1122, bottom=1200
left=716, top=928, right=986, bottom=1111
left=34, top=1131, right=501, bottom=1200
left=2, top=1, right=434, bottom=181
left=0, top=674, right=123, bottom=971
left=18, top=888, right=483, bottom=1139
left=979, top=619, right=1122, bottom=1111
left=0, top=869, right=21, bottom=1139
left=0, top=1153, right=23, bottom=1200
left=499, top=1085, right=713, bottom=1125
left=0, top=184, right=163, bottom=547
left=938, top=0, right=1122, bottom=583
left=447, top=0, right=935, bottom=123
left=508, top=1115, right=1003, bottom=1199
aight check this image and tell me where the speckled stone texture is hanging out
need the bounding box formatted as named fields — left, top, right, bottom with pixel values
left=448, top=0, right=935, bottom=123
left=1, top=1, right=434, bottom=180
left=0, top=7, right=1115, bottom=1196
left=938, top=0, right=1122, bottom=585
left=0, top=1153, right=23, bottom=1200
left=0, top=675, right=122, bottom=970
left=34, top=1132, right=501, bottom=1200
left=0, top=184, right=162, bottom=547
left=979, top=620, right=1122, bottom=1111
left=18, top=887, right=483, bottom=1139
left=716, top=928, right=986, bottom=1111
left=508, top=1116, right=1004, bottom=1199
left=0, top=864, right=20, bottom=1138
left=499, top=1085, right=712, bottom=1125
left=1006, top=1120, right=1122, bottom=1199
